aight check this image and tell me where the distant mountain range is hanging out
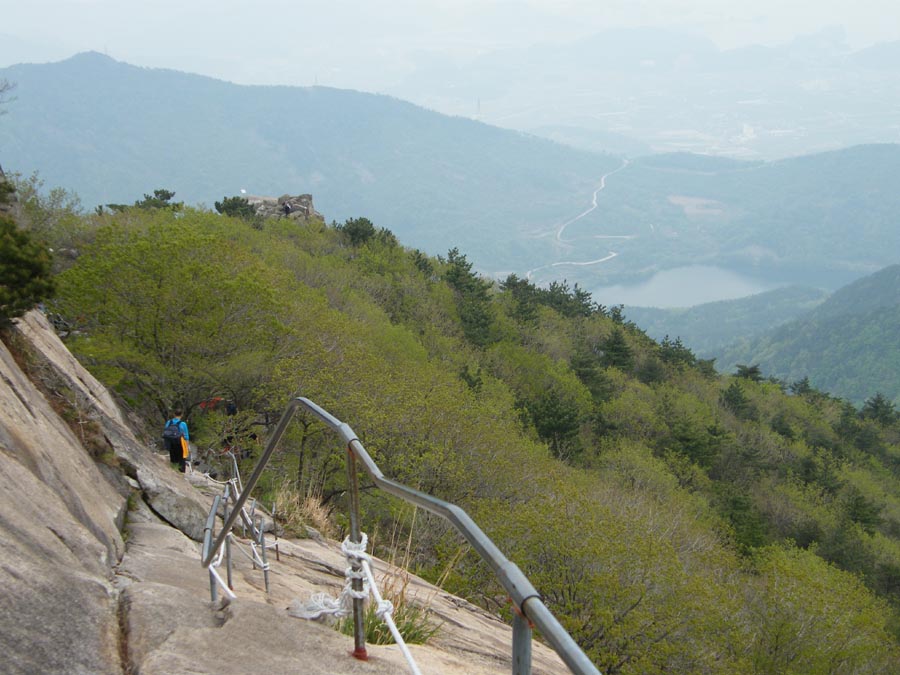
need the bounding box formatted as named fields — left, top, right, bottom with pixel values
left=0, top=52, right=620, bottom=273
left=1, top=53, right=899, bottom=305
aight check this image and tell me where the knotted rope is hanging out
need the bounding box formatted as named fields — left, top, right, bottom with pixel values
left=289, top=532, right=422, bottom=675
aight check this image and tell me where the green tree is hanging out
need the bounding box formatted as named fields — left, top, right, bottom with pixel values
left=135, top=189, right=182, bottom=210
left=526, top=390, right=583, bottom=461
left=0, top=174, right=13, bottom=206
left=696, top=357, right=718, bottom=378
left=861, top=392, right=897, bottom=426
left=844, top=485, right=883, bottom=534
left=789, top=376, right=812, bottom=395
left=539, top=279, right=598, bottom=318
left=488, top=483, right=743, bottom=674
left=500, top=273, right=539, bottom=324
left=337, top=217, right=377, bottom=246
left=8, top=172, right=85, bottom=270
left=0, top=213, right=55, bottom=325
left=659, top=335, right=695, bottom=368
left=747, top=545, right=899, bottom=674
left=442, top=247, right=494, bottom=347
left=107, top=188, right=183, bottom=213
left=215, top=195, right=258, bottom=221
left=721, top=380, right=751, bottom=419
left=55, top=210, right=288, bottom=417
left=601, top=327, right=633, bottom=370
left=735, top=363, right=763, bottom=382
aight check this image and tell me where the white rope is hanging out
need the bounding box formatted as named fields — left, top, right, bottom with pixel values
left=200, top=472, right=235, bottom=486
left=359, top=556, right=421, bottom=675
left=208, top=564, right=237, bottom=600
left=288, top=532, right=423, bottom=675
left=248, top=541, right=270, bottom=571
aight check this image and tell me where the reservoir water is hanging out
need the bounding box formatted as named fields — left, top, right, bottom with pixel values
left=591, top=265, right=779, bottom=309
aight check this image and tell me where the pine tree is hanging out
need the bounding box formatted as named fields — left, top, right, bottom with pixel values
left=601, top=327, right=633, bottom=370
left=860, top=393, right=897, bottom=426
left=0, top=214, right=55, bottom=325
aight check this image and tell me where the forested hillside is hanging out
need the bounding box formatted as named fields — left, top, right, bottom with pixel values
left=11, top=180, right=900, bottom=674
left=717, top=264, right=900, bottom=406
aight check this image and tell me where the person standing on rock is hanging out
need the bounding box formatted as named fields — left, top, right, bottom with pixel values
left=162, top=410, right=190, bottom=473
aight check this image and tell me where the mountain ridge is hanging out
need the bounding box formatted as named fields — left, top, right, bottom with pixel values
left=0, top=51, right=619, bottom=273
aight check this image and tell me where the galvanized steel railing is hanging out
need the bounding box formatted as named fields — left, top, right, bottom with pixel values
left=201, top=396, right=601, bottom=675
left=200, top=458, right=278, bottom=601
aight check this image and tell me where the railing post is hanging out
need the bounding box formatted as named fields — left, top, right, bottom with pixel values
left=346, top=444, right=368, bottom=660
left=260, top=523, right=270, bottom=593
left=209, top=569, right=218, bottom=602
left=203, top=495, right=222, bottom=602
left=512, top=612, right=533, bottom=675
left=225, top=533, right=233, bottom=590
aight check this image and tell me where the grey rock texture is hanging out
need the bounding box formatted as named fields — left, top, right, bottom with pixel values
left=17, top=311, right=210, bottom=542
left=246, top=193, right=321, bottom=220
left=0, top=314, right=125, bottom=675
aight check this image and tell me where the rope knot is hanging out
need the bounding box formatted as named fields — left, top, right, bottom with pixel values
left=375, top=599, right=394, bottom=619
left=341, top=533, right=370, bottom=562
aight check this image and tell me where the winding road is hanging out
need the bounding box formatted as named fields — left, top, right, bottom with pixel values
left=556, top=159, right=630, bottom=243
left=526, top=158, right=631, bottom=280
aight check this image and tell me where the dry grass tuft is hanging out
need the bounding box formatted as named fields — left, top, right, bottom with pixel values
left=272, top=479, right=336, bottom=539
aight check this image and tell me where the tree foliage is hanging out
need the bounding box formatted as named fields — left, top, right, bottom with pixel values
left=106, top=188, right=183, bottom=213
left=214, top=195, right=257, bottom=220
left=0, top=213, right=55, bottom=324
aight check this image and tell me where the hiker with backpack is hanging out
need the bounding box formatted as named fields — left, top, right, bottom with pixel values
left=162, top=410, right=190, bottom=472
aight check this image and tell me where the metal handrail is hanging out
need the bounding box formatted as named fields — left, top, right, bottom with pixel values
left=201, top=396, right=600, bottom=675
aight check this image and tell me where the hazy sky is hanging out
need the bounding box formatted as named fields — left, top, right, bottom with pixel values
left=3, top=0, right=900, bottom=91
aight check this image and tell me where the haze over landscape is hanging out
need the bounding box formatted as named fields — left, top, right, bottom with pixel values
left=4, top=4, right=900, bottom=674
left=5, top=0, right=900, bottom=158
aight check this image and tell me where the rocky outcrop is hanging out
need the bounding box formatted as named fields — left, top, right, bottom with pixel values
left=246, top=193, right=320, bottom=220
left=14, top=311, right=209, bottom=540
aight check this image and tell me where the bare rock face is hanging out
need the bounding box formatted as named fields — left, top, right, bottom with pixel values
left=16, top=311, right=209, bottom=542
left=0, top=311, right=212, bottom=674
left=0, top=443, right=121, bottom=675
left=0, top=318, right=125, bottom=674
left=136, top=466, right=208, bottom=541
left=0, top=317, right=125, bottom=568
left=246, top=193, right=321, bottom=221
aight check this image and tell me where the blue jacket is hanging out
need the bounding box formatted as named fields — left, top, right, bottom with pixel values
left=166, top=417, right=190, bottom=441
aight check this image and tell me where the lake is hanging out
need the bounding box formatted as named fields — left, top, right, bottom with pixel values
left=591, top=265, right=779, bottom=309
